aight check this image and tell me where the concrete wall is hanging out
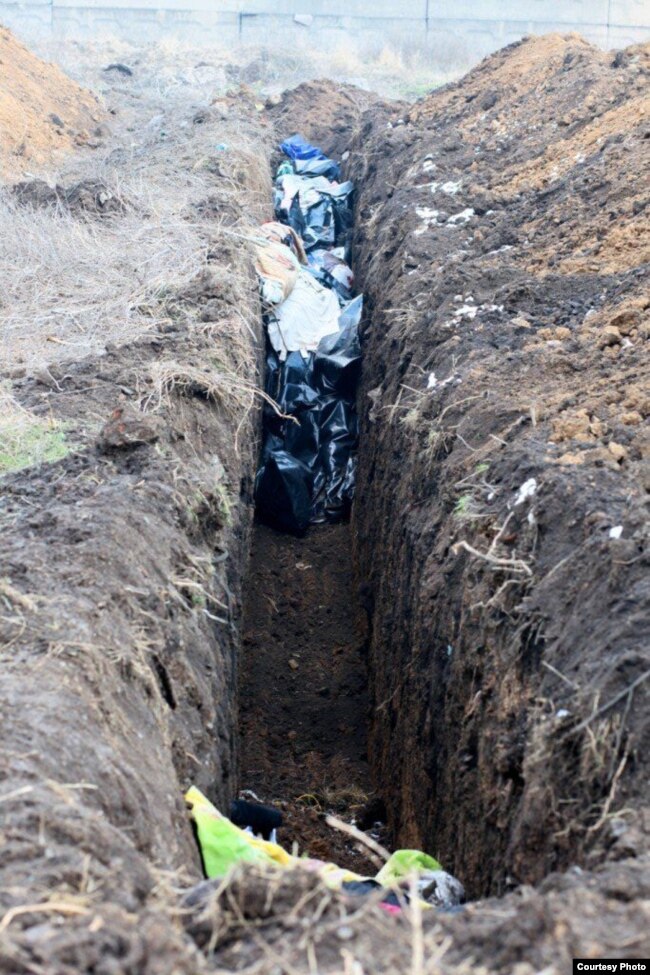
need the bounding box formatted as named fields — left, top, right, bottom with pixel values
left=1, top=0, right=649, bottom=65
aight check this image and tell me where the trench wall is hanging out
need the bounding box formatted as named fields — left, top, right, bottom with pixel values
left=0, top=110, right=273, bottom=930
left=1, top=0, right=649, bottom=68
left=346, top=36, right=649, bottom=899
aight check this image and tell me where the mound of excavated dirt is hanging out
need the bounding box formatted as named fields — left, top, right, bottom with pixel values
left=0, top=83, right=274, bottom=973
left=0, top=26, right=102, bottom=181
left=343, top=29, right=648, bottom=904
left=265, top=79, right=380, bottom=162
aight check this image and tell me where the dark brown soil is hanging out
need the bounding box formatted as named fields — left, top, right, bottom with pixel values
left=346, top=31, right=649, bottom=899
left=0, top=105, right=273, bottom=972
left=239, top=522, right=378, bottom=874
left=265, top=79, right=381, bottom=160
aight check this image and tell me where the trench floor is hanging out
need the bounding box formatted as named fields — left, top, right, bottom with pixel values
left=239, top=522, right=378, bottom=874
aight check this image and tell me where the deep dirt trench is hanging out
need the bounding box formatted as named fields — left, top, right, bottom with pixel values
left=0, top=35, right=648, bottom=975
left=239, top=523, right=378, bottom=875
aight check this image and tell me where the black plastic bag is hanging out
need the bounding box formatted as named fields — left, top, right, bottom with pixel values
left=255, top=449, right=313, bottom=535
left=256, top=315, right=361, bottom=533
left=309, top=320, right=361, bottom=398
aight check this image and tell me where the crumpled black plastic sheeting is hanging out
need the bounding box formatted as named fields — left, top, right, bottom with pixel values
left=256, top=299, right=362, bottom=535
left=279, top=185, right=354, bottom=257
left=255, top=136, right=362, bottom=535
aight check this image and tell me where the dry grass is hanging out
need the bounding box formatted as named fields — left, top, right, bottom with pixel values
left=0, top=138, right=268, bottom=371
left=146, top=359, right=292, bottom=453
left=0, top=187, right=202, bottom=361
left=0, top=36, right=274, bottom=373
left=38, top=33, right=460, bottom=105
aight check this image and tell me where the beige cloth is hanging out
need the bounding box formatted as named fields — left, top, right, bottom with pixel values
left=266, top=269, right=340, bottom=360
left=254, top=239, right=301, bottom=305
left=259, top=221, right=308, bottom=265
left=254, top=221, right=309, bottom=306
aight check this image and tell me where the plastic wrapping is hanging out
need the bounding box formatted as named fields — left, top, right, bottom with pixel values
left=275, top=174, right=354, bottom=255
left=265, top=270, right=341, bottom=359
left=279, top=134, right=341, bottom=181
left=254, top=134, right=363, bottom=534
left=307, top=249, right=354, bottom=303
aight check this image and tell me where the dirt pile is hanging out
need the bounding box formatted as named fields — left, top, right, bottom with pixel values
left=344, top=32, right=648, bottom=899
left=0, top=26, right=102, bottom=181
left=265, top=79, right=380, bottom=161
left=0, top=88, right=274, bottom=973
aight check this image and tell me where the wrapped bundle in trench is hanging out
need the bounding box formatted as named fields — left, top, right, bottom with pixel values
left=254, top=135, right=362, bottom=534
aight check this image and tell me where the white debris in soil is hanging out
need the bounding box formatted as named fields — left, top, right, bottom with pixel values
left=609, top=525, right=623, bottom=539
left=427, top=371, right=459, bottom=390
left=447, top=208, right=475, bottom=225
left=514, top=478, right=537, bottom=506
left=456, top=303, right=478, bottom=320
left=431, top=179, right=462, bottom=196
left=442, top=298, right=504, bottom=328
left=422, top=158, right=436, bottom=173
left=414, top=206, right=440, bottom=235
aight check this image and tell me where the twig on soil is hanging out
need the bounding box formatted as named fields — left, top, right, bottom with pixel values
left=453, top=539, right=533, bottom=576
left=0, top=785, right=34, bottom=804
left=383, top=386, right=404, bottom=424
left=453, top=511, right=533, bottom=576
left=564, top=669, right=650, bottom=737
left=0, top=579, right=38, bottom=613
left=325, top=815, right=390, bottom=869
left=0, top=901, right=90, bottom=934
left=541, top=660, right=580, bottom=690
left=470, top=577, right=524, bottom=612
left=489, top=432, right=508, bottom=447
left=436, top=392, right=487, bottom=425
left=455, top=432, right=479, bottom=452
left=587, top=749, right=629, bottom=834
left=539, top=548, right=582, bottom=586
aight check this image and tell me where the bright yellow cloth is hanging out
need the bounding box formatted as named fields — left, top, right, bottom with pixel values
left=186, top=786, right=291, bottom=877
left=186, top=786, right=438, bottom=909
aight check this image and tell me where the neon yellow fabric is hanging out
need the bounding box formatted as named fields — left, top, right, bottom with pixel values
left=186, top=786, right=442, bottom=904
left=186, top=787, right=285, bottom=877
left=376, top=849, right=442, bottom=886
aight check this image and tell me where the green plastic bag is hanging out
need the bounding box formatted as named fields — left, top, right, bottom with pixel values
left=376, top=849, right=442, bottom=886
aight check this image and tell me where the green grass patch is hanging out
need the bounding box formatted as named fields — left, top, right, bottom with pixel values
left=454, top=493, right=473, bottom=517
left=0, top=409, right=70, bottom=476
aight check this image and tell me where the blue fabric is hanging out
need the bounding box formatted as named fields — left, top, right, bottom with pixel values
left=280, top=133, right=327, bottom=162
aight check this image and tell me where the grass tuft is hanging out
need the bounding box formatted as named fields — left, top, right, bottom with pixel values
left=0, top=390, right=70, bottom=475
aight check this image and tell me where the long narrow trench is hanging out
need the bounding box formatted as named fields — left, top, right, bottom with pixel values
left=239, top=524, right=378, bottom=875
left=237, top=132, right=380, bottom=876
